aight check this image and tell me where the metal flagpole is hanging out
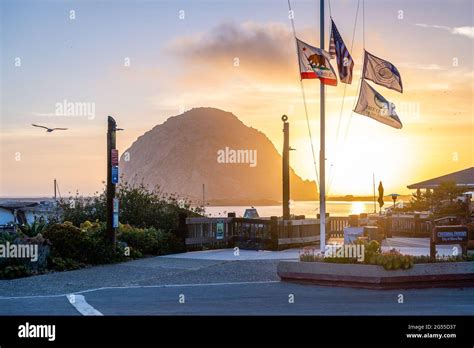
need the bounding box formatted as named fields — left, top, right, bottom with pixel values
left=373, top=172, right=376, bottom=213
left=319, top=0, right=326, bottom=255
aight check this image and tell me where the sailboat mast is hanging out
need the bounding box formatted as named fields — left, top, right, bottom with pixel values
left=319, top=0, right=326, bottom=254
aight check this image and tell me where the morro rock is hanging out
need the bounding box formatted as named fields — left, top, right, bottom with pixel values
left=119, top=107, right=317, bottom=204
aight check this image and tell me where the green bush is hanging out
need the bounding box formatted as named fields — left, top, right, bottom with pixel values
left=18, top=220, right=49, bottom=237
left=43, top=222, right=89, bottom=262
left=59, top=181, right=203, bottom=231
left=43, top=222, right=126, bottom=268
left=49, top=257, right=82, bottom=271
left=373, top=250, right=413, bottom=270
left=118, top=224, right=184, bottom=256
left=0, top=264, right=30, bottom=279
left=0, top=233, right=51, bottom=279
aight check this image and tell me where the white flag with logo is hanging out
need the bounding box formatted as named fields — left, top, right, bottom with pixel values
left=363, top=50, right=403, bottom=93
left=354, top=80, right=402, bottom=129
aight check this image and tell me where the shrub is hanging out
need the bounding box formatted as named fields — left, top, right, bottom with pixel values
left=43, top=222, right=126, bottom=268
left=49, top=257, right=82, bottom=271
left=18, top=220, right=49, bottom=237
left=58, top=181, right=203, bottom=231
left=118, top=224, right=184, bottom=256
left=0, top=233, right=51, bottom=279
left=0, top=264, right=30, bottom=279
left=43, top=222, right=89, bottom=262
left=374, top=250, right=413, bottom=270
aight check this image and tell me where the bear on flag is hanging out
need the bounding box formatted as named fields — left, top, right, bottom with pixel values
left=296, top=38, right=338, bottom=86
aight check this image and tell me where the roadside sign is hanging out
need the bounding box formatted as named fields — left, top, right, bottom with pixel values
left=430, top=225, right=468, bottom=259
left=111, top=149, right=119, bottom=166
left=113, top=212, right=119, bottom=228
left=112, top=166, right=119, bottom=184
left=216, top=220, right=224, bottom=240
left=113, top=198, right=119, bottom=213
left=432, top=225, right=468, bottom=244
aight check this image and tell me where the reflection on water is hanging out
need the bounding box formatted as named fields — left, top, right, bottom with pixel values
left=205, top=201, right=378, bottom=218
left=350, top=202, right=366, bottom=215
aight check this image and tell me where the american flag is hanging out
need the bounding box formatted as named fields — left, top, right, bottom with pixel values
left=329, top=19, right=354, bottom=84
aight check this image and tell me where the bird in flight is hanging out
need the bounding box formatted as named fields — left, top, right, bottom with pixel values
left=32, top=124, right=68, bottom=132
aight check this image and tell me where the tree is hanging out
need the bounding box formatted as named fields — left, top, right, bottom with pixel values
left=408, top=188, right=430, bottom=211
left=407, top=181, right=467, bottom=216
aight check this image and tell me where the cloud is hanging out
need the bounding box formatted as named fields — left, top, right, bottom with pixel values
left=167, top=21, right=301, bottom=84
left=398, top=62, right=442, bottom=71
left=414, top=23, right=474, bottom=39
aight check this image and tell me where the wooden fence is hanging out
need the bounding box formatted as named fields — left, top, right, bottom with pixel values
left=185, top=216, right=322, bottom=250
left=185, top=213, right=435, bottom=250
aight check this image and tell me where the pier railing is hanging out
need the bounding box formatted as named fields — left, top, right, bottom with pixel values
left=185, top=216, right=322, bottom=250
left=384, top=214, right=432, bottom=237
left=184, top=214, right=434, bottom=250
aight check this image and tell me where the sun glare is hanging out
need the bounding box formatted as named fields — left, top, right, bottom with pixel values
left=350, top=201, right=365, bottom=215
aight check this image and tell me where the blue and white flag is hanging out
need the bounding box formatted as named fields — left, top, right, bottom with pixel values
left=363, top=50, right=403, bottom=93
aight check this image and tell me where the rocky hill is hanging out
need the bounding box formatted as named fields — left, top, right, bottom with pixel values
left=119, top=107, right=317, bottom=204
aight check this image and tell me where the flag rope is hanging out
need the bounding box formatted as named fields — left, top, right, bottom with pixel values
left=326, top=0, right=361, bottom=196
left=287, top=0, right=321, bottom=192
left=341, top=0, right=366, bottom=143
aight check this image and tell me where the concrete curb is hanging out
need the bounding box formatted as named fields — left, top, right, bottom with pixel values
left=277, top=260, right=474, bottom=289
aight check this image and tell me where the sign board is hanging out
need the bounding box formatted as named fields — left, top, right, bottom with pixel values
left=432, top=225, right=468, bottom=244
left=113, top=198, right=119, bottom=213
left=113, top=212, right=119, bottom=228
left=430, top=225, right=468, bottom=260
left=111, top=166, right=119, bottom=184
left=111, top=149, right=119, bottom=166
left=216, top=220, right=225, bottom=240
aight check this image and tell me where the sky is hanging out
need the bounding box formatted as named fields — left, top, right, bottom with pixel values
left=0, top=0, right=473, bottom=198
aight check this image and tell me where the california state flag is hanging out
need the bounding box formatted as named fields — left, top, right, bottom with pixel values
left=296, top=37, right=338, bottom=86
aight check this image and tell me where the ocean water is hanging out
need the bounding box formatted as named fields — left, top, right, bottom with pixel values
left=204, top=200, right=397, bottom=218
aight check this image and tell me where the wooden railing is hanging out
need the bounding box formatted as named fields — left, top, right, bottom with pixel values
left=184, top=214, right=435, bottom=250
left=185, top=216, right=322, bottom=250
left=385, top=214, right=432, bottom=237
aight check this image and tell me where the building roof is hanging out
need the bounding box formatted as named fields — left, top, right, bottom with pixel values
left=0, top=201, right=39, bottom=211
left=407, top=167, right=474, bottom=190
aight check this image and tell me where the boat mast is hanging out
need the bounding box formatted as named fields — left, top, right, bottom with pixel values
left=319, top=0, right=326, bottom=254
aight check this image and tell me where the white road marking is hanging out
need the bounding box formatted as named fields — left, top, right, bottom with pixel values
left=67, top=294, right=103, bottom=316
left=0, top=280, right=280, bottom=300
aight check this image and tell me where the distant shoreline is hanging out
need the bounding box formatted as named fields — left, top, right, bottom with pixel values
left=206, top=195, right=411, bottom=206
left=0, top=195, right=412, bottom=206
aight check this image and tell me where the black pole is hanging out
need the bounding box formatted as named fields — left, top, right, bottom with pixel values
left=107, top=116, right=117, bottom=244
left=282, top=115, right=290, bottom=220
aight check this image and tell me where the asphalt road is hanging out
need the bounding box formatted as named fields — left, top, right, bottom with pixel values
left=1, top=254, right=473, bottom=316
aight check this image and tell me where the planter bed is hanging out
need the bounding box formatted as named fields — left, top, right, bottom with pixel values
left=277, top=260, right=474, bottom=289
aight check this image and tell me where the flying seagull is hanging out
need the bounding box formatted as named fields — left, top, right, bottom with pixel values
left=32, top=124, right=68, bottom=132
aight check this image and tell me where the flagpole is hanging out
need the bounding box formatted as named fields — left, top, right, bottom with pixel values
left=373, top=172, right=376, bottom=213
left=319, top=0, right=326, bottom=255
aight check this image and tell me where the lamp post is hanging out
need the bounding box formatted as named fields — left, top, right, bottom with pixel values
left=390, top=193, right=400, bottom=210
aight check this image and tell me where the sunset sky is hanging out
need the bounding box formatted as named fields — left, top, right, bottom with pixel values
left=1, top=0, right=473, bottom=198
